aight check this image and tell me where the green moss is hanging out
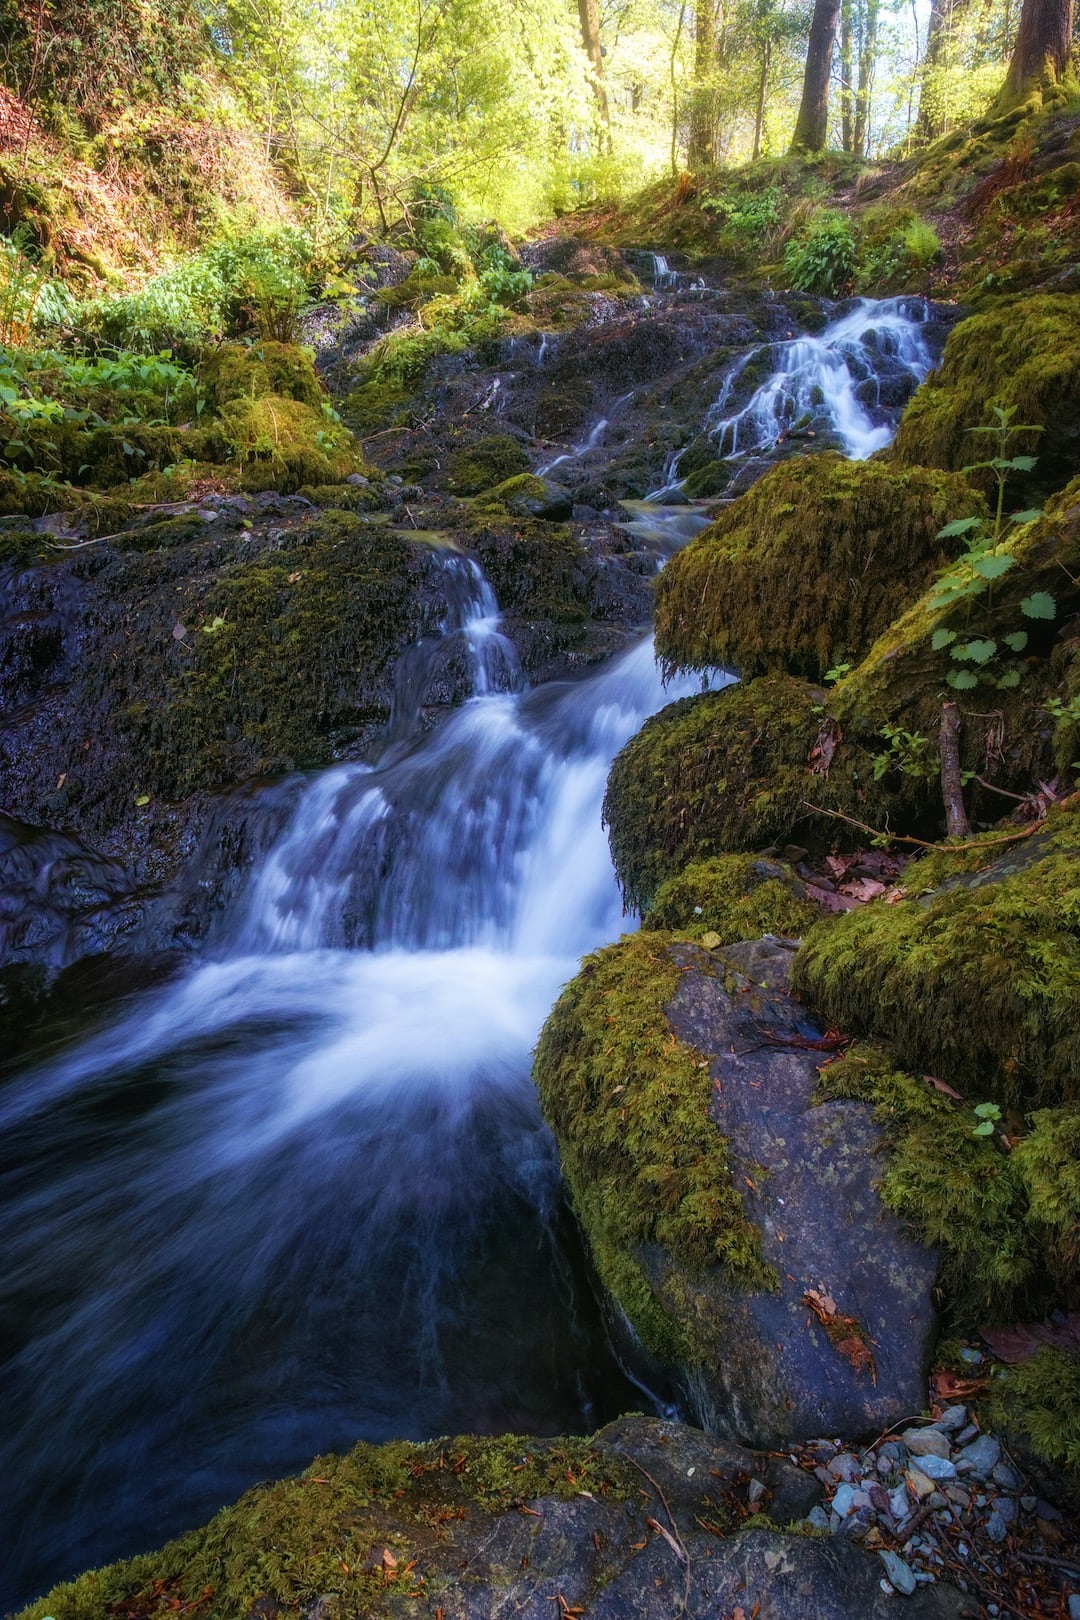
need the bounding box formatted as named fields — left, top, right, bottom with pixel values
left=473, top=472, right=560, bottom=518
left=986, top=1347, right=1080, bottom=1473
left=446, top=434, right=530, bottom=494
left=815, top=1047, right=1039, bottom=1324
left=533, top=932, right=773, bottom=1361
left=643, top=854, right=818, bottom=943
left=603, top=674, right=907, bottom=913
left=464, top=513, right=591, bottom=627
left=17, top=1432, right=635, bottom=1620
left=889, top=295, right=1080, bottom=497
left=197, top=341, right=327, bottom=411
left=219, top=394, right=366, bottom=493
left=655, top=455, right=983, bottom=684
left=794, top=805, right=1080, bottom=1112
left=129, top=512, right=423, bottom=800
left=681, top=459, right=732, bottom=499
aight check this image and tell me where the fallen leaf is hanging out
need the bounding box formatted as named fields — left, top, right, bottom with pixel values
left=980, top=1315, right=1080, bottom=1362
left=839, top=877, right=887, bottom=902
left=923, top=1074, right=965, bottom=1101
left=646, top=1517, right=687, bottom=1563
left=804, top=883, right=859, bottom=912
left=56, top=772, right=66, bottom=788
left=288, top=570, right=302, bottom=583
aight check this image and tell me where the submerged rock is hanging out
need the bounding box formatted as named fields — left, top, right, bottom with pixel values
left=14, top=1416, right=977, bottom=1620
left=534, top=933, right=939, bottom=1447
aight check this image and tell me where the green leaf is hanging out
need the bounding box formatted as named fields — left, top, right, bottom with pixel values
left=972, top=553, right=1016, bottom=579
left=974, top=1102, right=1001, bottom=1119
left=1001, top=454, right=1038, bottom=472
left=1020, top=592, right=1056, bottom=619
left=947, top=669, right=980, bottom=690
left=1009, top=508, right=1043, bottom=525
left=936, top=516, right=982, bottom=538
left=1003, top=631, right=1028, bottom=653
left=952, top=639, right=997, bottom=664
left=972, top=1120, right=995, bottom=1136
left=134, top=794, right=150, bottom=806
left=931, top=627, right=957, bottom=650
left=996, top=669, right=1022, bottom=689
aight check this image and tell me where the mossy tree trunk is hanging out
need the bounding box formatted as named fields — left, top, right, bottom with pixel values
left=840, top=0, right=854, bottom=150
left=789, top=0, right=841, bottom=151
left=992, top=0, right=1075, bottom=109
left=688, top=0, right=720, bottom=168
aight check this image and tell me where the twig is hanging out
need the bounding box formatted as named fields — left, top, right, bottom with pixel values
left=799, top=801, right=1041, bottom=853
left=1016, top=1550, right=1080, bottom=1576
left=972, top=775, right=1029, bottom=801
left=623, top=1456, right=692, bottom=1617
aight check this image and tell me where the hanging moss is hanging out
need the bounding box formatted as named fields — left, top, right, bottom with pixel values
left=446, top=434, right=530, bottom=494
left=643, top=854, right=818, bottom=944
left=828, top=476, right=1080, bottom=798
left=533, top=932, right=773, bottom=1363
left=15, top=1431, right=635, bottom=1620
left=655, top=455, right=983, bottom=684
left=602, top=674, right=908, bottom=914
left=986, top=1347, right=1080, bottom=1474
left=888, top=295, right=1080, bottom=500
left=794, top=804, right=1080, bottom=1113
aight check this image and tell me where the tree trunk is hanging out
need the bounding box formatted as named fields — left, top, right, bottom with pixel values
left=789, top=0, right=841, bottom=151
left=688, top=0, right=718, bottom=169
left=993, top=0, right=1074, bottom=108
left=853, top=0, right=879, bottom=154
left=840, top=0, right=854, bottom=152
left=577, top=0, right=611, bottom=134
left=915, top=0, right=957, bottom=136
left=939, top=702, right=971, bottom=838
left=753, top=35, right=772, bottom=158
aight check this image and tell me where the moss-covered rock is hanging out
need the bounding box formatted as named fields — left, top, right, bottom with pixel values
left=655, top=455, right=983, bottom=684
left=643, top=854, right=818, bottom=943
left=829, top=476, right=1080, bottom=798
left=603, top=674, right=907, bottom=913
left=533, top=932, right=773, bottom=1368
left=197, top=341, right=327, bottom=411
left=446, top=433, right=531, bottom=494
left=220, top=394, right=367, bottom=493
left=474, top=472, right=572, bottom=520
left=535, top=935, right=940, bottom=1446
left=794, top=803, right=1080, bottom=1114
left=888, top=295, right=1080, bottom=500
left=986, top=1347, right=1080, bottom=1477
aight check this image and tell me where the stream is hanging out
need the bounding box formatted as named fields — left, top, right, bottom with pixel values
left=0, top=293, right=942, bottom=1610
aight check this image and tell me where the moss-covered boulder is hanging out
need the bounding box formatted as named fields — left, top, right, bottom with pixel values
left=446, top=433, right=531, bottom=494
left=16, top=1412, right=973, bottom=1620
left=643, top=854, right=818, bottom=943
left=888, top=295, right=1080, bottom=500
left=534, top=934, right=939, bottom=1446
left=814, top=1046, right=1079, bottom=1329
left=655, top=456, right=983, bottom=683
left=793, top=803, right=1080, bottom=1114
left=197, top=341, right=328, bottom=411
left=829, top=477, right=1080, bottom=798
left=473, top=472, right=573, bottom=520
left=602, top=674, right=907, bottom=914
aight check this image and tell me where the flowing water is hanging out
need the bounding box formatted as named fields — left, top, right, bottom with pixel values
left=0, top=292, right=941, bottom=1609
left=0, top=554, right=717, bottom=1609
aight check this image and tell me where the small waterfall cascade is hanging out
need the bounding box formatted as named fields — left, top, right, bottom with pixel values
left=0, top=556, right=718, bottom=1609
left=705, top=296, right=936, bottom=462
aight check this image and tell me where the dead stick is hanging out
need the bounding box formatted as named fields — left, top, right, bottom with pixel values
left=939, top=700, right=971, bottom=838
left=799, top=801, right=1039, bottom=853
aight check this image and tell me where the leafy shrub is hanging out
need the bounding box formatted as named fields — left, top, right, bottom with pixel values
left=783, top=210, right=858, bottom=295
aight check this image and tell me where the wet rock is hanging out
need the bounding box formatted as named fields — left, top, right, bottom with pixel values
left=957, top=1435, right=1001, bottom=1477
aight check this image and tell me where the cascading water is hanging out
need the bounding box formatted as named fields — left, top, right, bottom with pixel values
left=707, top=296, right=936, bottom=461
left=0, top=547, right=718, bottom=1609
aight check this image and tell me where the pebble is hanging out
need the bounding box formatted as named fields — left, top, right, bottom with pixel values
left=1020, top=1494, right=1037, bottom=1513
left=879, top=1550, right=918, bottom=1595
left=888, top=1484, right=909, bottom=1519
left=957, top=1435, right=1001, bottom=1476
left=747, top=1478, right=767, bottom=1504
left=805, top=1505, right=831, bottom=1530
left=831, top=1482, right=859, bottom=1517
left=959, top=1347, right=983, bottom=1363
left=911, top=1452, right=957, bottom=1481
left=986, top=1509, right=1009, bottom=1543
left=955, top=1423, right=980, bottom=1445
left=827, top=1451, right=862, bottom=1482
left=1067, top=1596, right=1080, bottom=1620
left=906, top=1466, right=937, bottom=1500
left=992, top=1461, right=1020, bottom=1490
left=902, top=1426, right=951, bottom=1458
left=937, top=1405, right=967, bottom=1431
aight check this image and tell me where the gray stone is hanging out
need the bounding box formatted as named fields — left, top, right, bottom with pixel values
left=955, top=1423, right=980, bottom=1444
left=806, top=1505, right=831, bottom=1529
left=879, top=1550, right=918, bottom=1595
left=1067, top=1595, right=1080, bottom=1620
left=902, top=1427, right=951, bottom=1458
left=832, top=1482, right=859, bottom=1518
left=906, top=1467, right=938, bottom=1500
left=828, top=1452, right=863, bottom=1482
left=986, top=1509, right=1009, bottom=1543
left=957, top=1435, right=1001, bottom=1476
left=911, top=1453, right=957, bottom=1481
left=991, top=1462, right=1020, bottom=1490
left=937, top=1405, right=967, bottom=1431
left=648, top=940, right=939, bottom=1448
left=993, top=1495, right=1017, bottom=1524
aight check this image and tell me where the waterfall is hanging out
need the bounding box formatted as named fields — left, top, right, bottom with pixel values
left=0, top=563, right=718, bottom=1608
left=706, top=296, right=936, bottom=462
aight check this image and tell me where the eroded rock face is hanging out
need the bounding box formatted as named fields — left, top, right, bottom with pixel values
left=16, top=1416, right=978, bottom=1620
